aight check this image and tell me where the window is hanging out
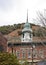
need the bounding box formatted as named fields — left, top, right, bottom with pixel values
left=16, top=50, right=20, bottom=58
left=39, top=49, right=44, bottom=58
left=27, top=49, right=31, bottom=58
left=21, top=49, right=26, bottom=59
left=33, top=49, right=38, bottom=58
left=22, top=52, right=25, bottom=58
left=22, top=50, right=26, bottom=58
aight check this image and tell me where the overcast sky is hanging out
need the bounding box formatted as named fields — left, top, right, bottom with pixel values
left=0, top=0, right=46, bottom=26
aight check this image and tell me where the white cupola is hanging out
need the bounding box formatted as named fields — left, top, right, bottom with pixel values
left=21, top=10, right=33, bottom=42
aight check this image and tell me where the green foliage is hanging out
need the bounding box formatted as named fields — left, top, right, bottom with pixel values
left=0, top=23, right=46, bottom=37
left=23, top=61, right=28, bottom=65
left=0, top=23, right=33, bottom=34
left=0, top=24, right=22, bottom=34
left=0, top=25, right=16, bottom=34
left=0, top=52, right=20, bottom=65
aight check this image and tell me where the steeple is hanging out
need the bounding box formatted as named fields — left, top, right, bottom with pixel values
left=21, top=9, right=33, bottom=42
left=23, top=10, right=30, bottom=29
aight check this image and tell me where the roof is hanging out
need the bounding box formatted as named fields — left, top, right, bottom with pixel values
left=22, top=22, right=32, bottom=32
left=4, top=25, right=46, bottom=43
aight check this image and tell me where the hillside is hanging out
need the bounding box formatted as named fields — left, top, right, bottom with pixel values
left=0, top=23, right=35, bottom=34
left=0, top=23, right=46, bottom=37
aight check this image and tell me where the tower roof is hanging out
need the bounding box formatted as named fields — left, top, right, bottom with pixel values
left=24, top=22, right=30, bottom=29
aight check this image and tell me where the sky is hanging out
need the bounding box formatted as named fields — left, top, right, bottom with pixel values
left=0, top=0, right=46, bottom=26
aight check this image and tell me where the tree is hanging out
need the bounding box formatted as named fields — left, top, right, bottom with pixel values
left=33, top=10, right=46, bottom=38
left=33, top=10, right=46, bottom=28
left=0, top=52, right=20, bottom=65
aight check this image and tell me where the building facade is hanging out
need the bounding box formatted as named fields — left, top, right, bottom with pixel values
left=7, top=12, right=46, bottom=65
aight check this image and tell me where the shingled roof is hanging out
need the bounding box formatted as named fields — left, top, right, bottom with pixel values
left=4, top=25, right=46, bottom=43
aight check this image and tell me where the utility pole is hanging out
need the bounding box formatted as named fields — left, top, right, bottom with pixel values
left=31, top=45, right=35, bottom=65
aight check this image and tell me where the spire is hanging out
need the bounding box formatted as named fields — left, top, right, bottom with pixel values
left=27, top=9, right=28, bottom=23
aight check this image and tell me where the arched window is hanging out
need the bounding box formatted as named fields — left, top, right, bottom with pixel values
left=30, top=34, right=31, bottom=38
left=23, top=34, right=24, bottom=38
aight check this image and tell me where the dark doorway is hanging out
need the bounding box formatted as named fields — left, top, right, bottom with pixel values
left=0, top=45, right=4, bottom=52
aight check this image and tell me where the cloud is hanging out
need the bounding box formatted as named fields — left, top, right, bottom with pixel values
left=0, top=0, right=13, bottom=11
left=0, top=0, right=46, bottom=26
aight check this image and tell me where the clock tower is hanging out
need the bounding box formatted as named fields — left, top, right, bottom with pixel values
left=21, top=11, right=33, bottom=42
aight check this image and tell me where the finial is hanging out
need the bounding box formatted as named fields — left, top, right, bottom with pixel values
left=27, top=9, right=28, bottom=23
